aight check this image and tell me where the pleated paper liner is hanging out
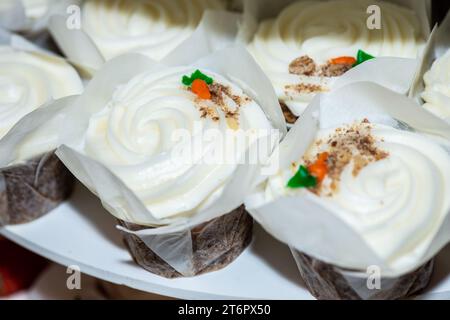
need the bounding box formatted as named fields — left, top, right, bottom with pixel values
left=292, top=250, right=434, bottom=300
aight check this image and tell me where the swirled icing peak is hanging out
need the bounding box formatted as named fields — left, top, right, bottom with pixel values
left=0, top=45, right=83, bottom=140
left=422, top=49, right=450, bottom=122
left=266, top=120, right=450, bottom=269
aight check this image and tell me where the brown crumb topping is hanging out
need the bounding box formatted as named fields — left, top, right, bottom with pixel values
left=192, top=82, right=252, bottom=129
left=288, top=55, right=353, bottom=78
left=305, top=119, right=389, bottom=195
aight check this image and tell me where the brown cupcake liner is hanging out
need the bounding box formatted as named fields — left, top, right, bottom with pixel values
left=118, top=205, right=253, bottom=278
left=0, top=152, right=75, bottom=225
left=292, top=250, right=434, bottom=300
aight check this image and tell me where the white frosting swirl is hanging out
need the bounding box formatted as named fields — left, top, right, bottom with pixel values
left=247, top=0, right=426, bottom=115
left=0, top=45, right=83, bottom=141
left=84, top=67, right=273, bottom=219
left=81, top=0, right=226, bottom=61
left=266, top=123, right=450, bottom=268
left=422, top=49, right=450, bottom=122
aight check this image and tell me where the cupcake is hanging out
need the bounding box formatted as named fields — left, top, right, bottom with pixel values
left=0, top=0, right=64, bottom=32
left=0, top=45, right=83, bottom=224
left=246, top=0, right=427, bottom=123
left=421, top=49, right=450, bottom=122
left=54, top=50, right=283, bottom=278
left=50, top=0, right=228, bottom=71
left=246, top=82, right=450, bottom=299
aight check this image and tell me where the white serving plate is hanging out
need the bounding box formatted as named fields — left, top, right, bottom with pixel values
left=1, top=183, right=450, bottom=300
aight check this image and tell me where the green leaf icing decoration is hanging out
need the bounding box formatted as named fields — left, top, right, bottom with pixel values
left=353, top=49, right=375, bottom=67
left=182, top=70, right=214, bottom=86
left=287, top=165, right=317, bottom=189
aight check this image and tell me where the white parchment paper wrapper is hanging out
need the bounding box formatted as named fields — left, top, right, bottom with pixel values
left=0, top=0, right=74, bottom=37
left=410, top=10, right=450, bottom=107
left=245, top=81, right=450, bottom=280
left=48, top=8, right=242, bottom=76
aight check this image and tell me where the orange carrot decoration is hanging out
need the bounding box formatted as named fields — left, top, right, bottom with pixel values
left=191, top=79, right=211, bottom=100
left=307, top=152, right=329, bottom=183
left=330, top=56, right=357, bottom=65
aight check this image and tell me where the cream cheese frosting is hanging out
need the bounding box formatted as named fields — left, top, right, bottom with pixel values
left=422, top=49, right=450, bottom=122
left=0, top=45, right=83, bottom=143
left=265, top=121, right=450, bottom=269
left=247, top=0, right=426, bottom=116
left=83, top=67, right=273, bottom=219
left=81, top=0, right=226, bottom=61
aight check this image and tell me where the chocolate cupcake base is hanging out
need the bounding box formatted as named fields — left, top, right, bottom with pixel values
left=292, top=250, right=434, bottom=300
left=280, top=101, right=299, bottom=125
left=0, top=152, right=74, bottom=225
left=119, top=205, right=253, bottom=278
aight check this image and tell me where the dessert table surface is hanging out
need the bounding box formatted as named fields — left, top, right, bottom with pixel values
left=1, top=183, right=450, bottom=300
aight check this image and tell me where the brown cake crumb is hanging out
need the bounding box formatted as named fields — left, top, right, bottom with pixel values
left=305, top=120, right=389, bottom=194
left=289, top=55, right=317, bottom=76
left=285, top=83, right=324, bottom=94
left=288, top=55, right=353, bottom=78
left=280, top=101, right=298, bottom=124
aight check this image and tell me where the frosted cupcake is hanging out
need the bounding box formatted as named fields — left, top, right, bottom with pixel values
left=57, top=64, right=277, bottom=278
left=0, top=45, right=83, bottom=224
left=421, top=49, right=450, bottom=122
left=80, top=0, right=226, bottom=61
left=260, top=119, right=450, bottom=299
left=0, top=0, right=55, bottom=32
left=247, top=0, right=426, bottom=122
